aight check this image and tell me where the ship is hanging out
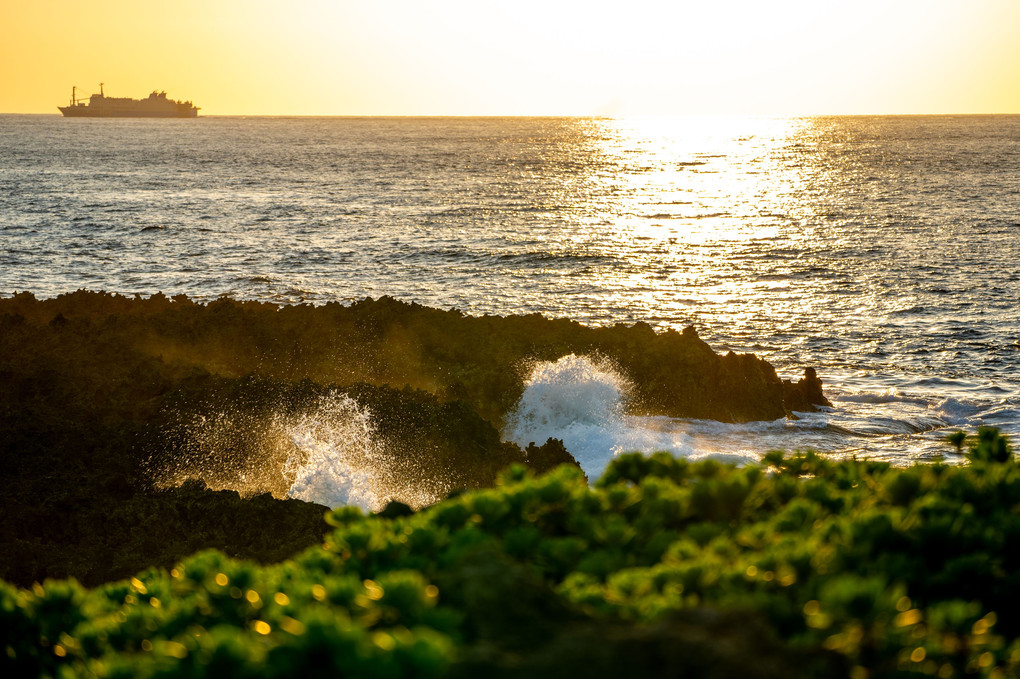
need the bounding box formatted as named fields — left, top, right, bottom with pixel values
left=59, top=84, right=199, bottom=118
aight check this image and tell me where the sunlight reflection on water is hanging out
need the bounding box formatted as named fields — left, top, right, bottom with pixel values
left=2, top=114, right=1018, bottom=461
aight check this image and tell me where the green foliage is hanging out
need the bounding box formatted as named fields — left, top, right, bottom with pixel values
left=4, top=431, right=1020, bottom=678
left=944, top=428, right=1013, bottom=464
left=967, top=427, right=1014, bottom=464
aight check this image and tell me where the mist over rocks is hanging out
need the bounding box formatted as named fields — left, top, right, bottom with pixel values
left=0, top=291, right=827, bottom=585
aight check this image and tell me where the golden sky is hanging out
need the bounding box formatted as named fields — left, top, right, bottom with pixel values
left=2, top=0, right=1019, bottom=115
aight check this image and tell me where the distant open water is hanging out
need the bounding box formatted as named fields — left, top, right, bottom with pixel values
left=2, top=114, right=1019, bottom=468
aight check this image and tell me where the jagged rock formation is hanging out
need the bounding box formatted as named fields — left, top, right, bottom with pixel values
left=783, top=367, right=833, bottom=414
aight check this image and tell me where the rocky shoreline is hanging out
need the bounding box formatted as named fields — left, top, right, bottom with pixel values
left=0, top=291, right=829, bottom=586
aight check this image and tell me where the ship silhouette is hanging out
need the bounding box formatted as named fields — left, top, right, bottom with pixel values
left=59, top=84, right=199, bottom=118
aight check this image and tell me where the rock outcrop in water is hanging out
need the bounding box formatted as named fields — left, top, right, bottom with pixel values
left=782, top=367, right=833, bottom=414
left=0, top=291, right=826, bottom=585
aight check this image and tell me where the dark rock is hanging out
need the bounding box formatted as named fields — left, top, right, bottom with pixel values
left=376, top=500, right=415, bottom=518
left=782, top=367, right=833, bottom=414
left=525, top=438, right=584, bottom=478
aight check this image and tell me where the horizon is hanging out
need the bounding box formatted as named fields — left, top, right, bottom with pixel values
left=3, top=0, right=1019, bottom=117
left=7, top=111, right=1020, bottom=119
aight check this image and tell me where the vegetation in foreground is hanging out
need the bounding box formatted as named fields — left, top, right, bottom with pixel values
left=3, top=429, right=1018, bottom=679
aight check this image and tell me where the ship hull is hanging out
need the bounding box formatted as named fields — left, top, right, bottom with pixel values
left=59, top=106, right=198, bottom=118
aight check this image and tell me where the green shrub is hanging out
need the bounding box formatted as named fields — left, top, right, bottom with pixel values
left=3, top=430, right=1019, bottom=678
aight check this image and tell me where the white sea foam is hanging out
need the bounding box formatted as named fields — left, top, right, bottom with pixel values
left=931, top=397, right=981, bottom=424
left=502, top=354, right=756, bottom=481
left=281, top=394, right=386, bottom=512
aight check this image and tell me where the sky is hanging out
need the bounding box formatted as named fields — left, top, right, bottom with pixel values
left=2, top=0, right=1019, bottom=116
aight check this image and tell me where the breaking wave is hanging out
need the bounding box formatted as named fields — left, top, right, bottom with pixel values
left=503, top=354, right=755, bottom=481
left=282, top=394, right=387, bottom=512
left=155, top=391, right=445, bottom=513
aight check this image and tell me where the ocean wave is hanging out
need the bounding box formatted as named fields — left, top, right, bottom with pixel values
left=849, top=416, right=946, bottom=436
left=980, top=404, right=1020, bottom=431
left=495, top=250, right=614, bottom=265
left=834, top=391, right=932, bottom=407
left=932, top=397, right=982, bottom=423
left=502, top=355, right=768, bottom=480
left=401, top=245, right=617, bottom=269
left=283, top=394, right=386, bottom=512
left=504, top=354, right=635, bottom=480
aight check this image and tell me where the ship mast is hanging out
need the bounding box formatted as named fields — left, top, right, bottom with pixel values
left=98, top=82, right=105, bottom=97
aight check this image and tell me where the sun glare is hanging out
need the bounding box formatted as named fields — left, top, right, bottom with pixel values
left=591, top=117, right=804, bottom=243
left=1, top=0, right=1018, bottom=114
left=522, top=114, right=823, bottom=334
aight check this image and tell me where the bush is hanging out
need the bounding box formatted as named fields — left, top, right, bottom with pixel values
left=3, top=430, right=1018, bottom=678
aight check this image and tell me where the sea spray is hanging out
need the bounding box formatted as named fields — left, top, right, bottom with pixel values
left=151, top=408, right=296, bottom=499
left=504, top=354, right=700, bottom=480
left=281, top=394, right=387, bottom=512
left=503, top=355, right=979, bottom=472
left=151, top=387, right=451, bottom=511
left=276, top=392, right=449, bottom=511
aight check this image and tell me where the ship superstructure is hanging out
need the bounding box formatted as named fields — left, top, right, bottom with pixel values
left=59, top=84, right=199, bottom=118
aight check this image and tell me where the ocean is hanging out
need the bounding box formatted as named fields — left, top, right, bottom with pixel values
left=2, top=114, right=1018, bottom=478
